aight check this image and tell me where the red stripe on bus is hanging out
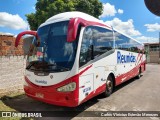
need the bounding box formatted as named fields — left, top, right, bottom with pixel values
left=115, top=60, right=146, bottom=85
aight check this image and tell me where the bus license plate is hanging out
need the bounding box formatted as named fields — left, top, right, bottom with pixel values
left=35, top=93, right=44, bottom=98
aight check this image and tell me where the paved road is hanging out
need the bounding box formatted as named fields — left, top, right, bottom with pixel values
left=1, top=64, right=160, bottom=120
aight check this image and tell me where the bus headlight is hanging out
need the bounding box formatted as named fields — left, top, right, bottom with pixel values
left=57, top=82, right=76, bottom=92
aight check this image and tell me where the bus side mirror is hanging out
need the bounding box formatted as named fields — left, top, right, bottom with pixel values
left=15, top=31, right=37, bottom=47
left=67, top=18, right=86, bottom=42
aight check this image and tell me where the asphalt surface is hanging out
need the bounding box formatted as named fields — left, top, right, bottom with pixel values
left=1, top=64, right=160, bottom=120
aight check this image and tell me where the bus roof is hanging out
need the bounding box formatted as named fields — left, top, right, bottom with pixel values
left=39, top=11, right=110, bottom=28
left=39, top=11, right=143, bottom=46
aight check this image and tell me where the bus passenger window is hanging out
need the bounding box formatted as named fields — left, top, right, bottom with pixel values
left=79, top=26, right=114, bottom=67
left=92, top=26, right=113, bottom=57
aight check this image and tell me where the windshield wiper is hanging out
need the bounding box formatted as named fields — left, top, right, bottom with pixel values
left=26, top=61, right=38, bottom=69
left=26, top=62, right=70, bottom=72
left=46, top=64, right=70, bottom=71
left=26, top=61, right=47, bottom=69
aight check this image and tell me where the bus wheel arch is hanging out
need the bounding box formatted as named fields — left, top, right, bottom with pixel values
left=102, top=73, right=115, bottom=97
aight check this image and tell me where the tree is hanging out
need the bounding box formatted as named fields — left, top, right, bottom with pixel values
left=26, top=0, right=103, bottom=30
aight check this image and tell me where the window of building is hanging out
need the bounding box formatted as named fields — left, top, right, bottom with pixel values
left=150, top=46, right=159, bottom=51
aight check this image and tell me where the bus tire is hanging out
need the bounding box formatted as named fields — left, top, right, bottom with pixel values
left=136, top=67, right=141, bottom=79
left=102, top=75, right=114, bottom=97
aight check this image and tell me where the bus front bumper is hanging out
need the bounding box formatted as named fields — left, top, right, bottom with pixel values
left=24, top=85, right=79, bottom=107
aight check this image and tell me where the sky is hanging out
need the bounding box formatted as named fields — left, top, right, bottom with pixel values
left=0, top=0, right=160, bottom=43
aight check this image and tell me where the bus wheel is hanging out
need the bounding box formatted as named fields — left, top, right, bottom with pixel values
left=136, top=67, right=141, bottom=79
left=102, top=75, right=113, bottom=97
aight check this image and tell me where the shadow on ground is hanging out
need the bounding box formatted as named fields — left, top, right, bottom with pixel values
left=1, top=76, right=140, bottom=120
left=1, top=93, right=99, bottom=120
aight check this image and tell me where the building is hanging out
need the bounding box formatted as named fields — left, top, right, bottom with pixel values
left=0, top=34, right=24, bottom=56
left=23, top=36, right=34, bottom=55
left=145, top=43, right=160, bottom=63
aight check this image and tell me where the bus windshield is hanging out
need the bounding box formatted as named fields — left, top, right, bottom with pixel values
left=26, top=21, right=78, bottom=72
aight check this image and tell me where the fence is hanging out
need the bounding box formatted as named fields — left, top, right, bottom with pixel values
left=0, top=56, right=26, bottom=96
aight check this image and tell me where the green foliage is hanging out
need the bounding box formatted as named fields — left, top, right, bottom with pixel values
left=26, top=0, right=103, bottom=30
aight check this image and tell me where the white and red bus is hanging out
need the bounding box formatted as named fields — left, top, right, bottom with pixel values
left=15, top=12, right=146, bottom=107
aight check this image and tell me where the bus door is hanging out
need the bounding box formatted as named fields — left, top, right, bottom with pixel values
left=79, top=73, right=94, bottom=102
left=78, top=44, right=94, bottom=102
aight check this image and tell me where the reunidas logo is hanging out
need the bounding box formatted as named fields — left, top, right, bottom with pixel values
left=117, top=51, right=136, bottom=64
left=35, top=79, right=47, bottom=84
